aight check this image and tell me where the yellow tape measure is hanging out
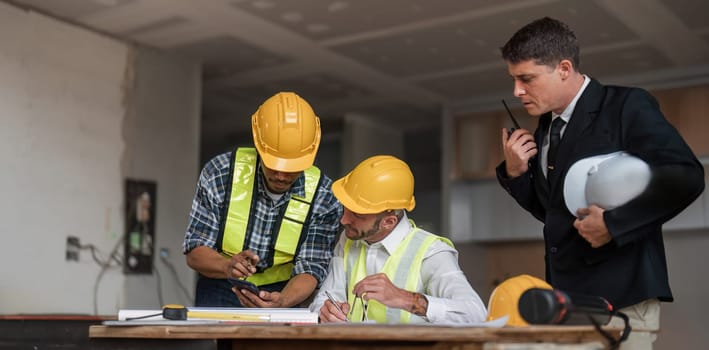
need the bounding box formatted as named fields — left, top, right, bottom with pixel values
left=162, top=304, right=270, bottom=322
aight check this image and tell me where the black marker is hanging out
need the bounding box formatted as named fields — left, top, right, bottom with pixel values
left=502, top=99, right=521, bottom=136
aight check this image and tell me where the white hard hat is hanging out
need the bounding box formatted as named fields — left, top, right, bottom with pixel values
left=563, top=151, right=651, bottom=217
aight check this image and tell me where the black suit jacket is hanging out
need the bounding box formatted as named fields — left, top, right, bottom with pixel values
left=497, top=79, right=705, bottom=309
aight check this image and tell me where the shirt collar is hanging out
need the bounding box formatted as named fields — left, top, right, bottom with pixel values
left=555, top=74, right=591, bottom=123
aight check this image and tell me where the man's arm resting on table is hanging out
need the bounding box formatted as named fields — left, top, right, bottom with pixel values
left=278, top=273, right=318, bottom=307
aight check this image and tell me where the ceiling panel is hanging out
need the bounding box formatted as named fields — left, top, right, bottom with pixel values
left=229, top=0, right=501, bottom=40
left=170, top=35, right=292, bottom=78
left=329, top=0, right=640, bottom=78
left=329, top=16, right=508, bottom=77
left=213, top=73, right=373, bottom=109
left=658, top=0, right=709, bottom=31
left=581, top=45, right=673, bottom=80
left=8, top=0, right=136, bottom=18
left=121, top=15, right=188, bottom=36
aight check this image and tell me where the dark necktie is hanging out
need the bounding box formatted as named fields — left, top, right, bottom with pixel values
left=547, top=117, right=566, bottom=174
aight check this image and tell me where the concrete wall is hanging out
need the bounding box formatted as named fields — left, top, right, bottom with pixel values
left=657, top=230, right=709, bottom=349
left=120, top=48, right=201, bottom=310
left=0, top=2, right=200, bottom=314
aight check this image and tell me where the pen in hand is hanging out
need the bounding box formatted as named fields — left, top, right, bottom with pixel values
left=324, top=291, right=349, bottom=322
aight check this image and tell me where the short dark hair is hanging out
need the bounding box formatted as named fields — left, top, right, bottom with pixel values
left=501, top=17, right=580, bottom=70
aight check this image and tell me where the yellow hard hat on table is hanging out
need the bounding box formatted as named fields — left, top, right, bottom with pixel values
left=487, top=274, right=552, bottom=326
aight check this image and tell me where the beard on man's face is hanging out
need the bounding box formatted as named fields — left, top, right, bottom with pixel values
left=343, top=217, right=383, bottom=241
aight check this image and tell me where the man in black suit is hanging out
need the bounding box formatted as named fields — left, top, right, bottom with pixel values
left=496, top=17, right=704, bottom=349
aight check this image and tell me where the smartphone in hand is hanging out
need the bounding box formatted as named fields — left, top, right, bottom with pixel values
left=228, top=277, right=260, bottom=295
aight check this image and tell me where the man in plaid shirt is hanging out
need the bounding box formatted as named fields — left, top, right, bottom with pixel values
left=183, top=92, right=343, bottom=307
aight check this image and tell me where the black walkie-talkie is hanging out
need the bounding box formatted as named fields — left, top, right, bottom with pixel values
left=502, top=99, right=521, bottom=137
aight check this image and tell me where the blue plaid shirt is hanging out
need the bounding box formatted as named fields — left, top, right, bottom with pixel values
left=183, top=150, right=343, bottom=285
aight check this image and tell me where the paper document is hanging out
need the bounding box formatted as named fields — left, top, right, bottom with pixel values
left=315, top=316, right=508, bottom=328
left=446, top=316, right=507, bottom=328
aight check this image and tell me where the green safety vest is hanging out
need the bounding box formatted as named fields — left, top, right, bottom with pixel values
left=343, top=222, right=453, bottom=323
left=218, top=148, right=321, bottom=286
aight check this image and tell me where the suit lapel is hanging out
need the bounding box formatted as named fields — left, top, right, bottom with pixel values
left=547, top=79, right=604, bottom=191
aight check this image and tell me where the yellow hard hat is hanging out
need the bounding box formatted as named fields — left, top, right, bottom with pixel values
left=251, top=92, right=321, bottom=172
left=332, top=155, right=416, bottom=214
left=487, top=274, right=552, bottom=326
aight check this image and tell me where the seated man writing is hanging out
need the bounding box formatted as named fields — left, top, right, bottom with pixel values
left=311, top=155, right=487, bottom=324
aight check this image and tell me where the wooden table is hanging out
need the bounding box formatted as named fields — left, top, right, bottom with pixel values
left=0, top=315, right=103, bottom=350
left=89, top=323, right=621, bottom=350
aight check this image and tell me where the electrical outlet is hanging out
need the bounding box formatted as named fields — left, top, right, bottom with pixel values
left=66, top=236, right=80, bottom=261
left=159, top=248, right=169, bottom=259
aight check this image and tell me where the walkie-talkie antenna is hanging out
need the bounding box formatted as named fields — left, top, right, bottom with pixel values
left=502, top=99, right=521, bottom=129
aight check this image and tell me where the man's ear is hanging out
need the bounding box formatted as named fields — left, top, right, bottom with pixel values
left=380, top=214, right=399, bottom=231
left=558, top=59, right=574, bottom=80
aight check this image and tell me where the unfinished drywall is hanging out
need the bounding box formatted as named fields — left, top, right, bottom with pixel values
left=0, top=2, right=200, bottom=314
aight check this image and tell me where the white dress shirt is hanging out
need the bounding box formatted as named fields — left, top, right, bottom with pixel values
left=310, top=213, right=487, bottom=324
left=541, top=74, right=591, bottom=177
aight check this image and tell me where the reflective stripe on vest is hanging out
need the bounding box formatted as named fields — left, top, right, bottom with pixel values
left=220, top=147, right=321, bottom=286
left=343, top=221, right=453, bottom=323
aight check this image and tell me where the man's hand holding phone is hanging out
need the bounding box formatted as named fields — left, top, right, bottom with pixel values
left=231, top=277, right=275, bottom=308
left=228, top=277, right=260, bottom=295
left=226, top=250, right=271, bottom=306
